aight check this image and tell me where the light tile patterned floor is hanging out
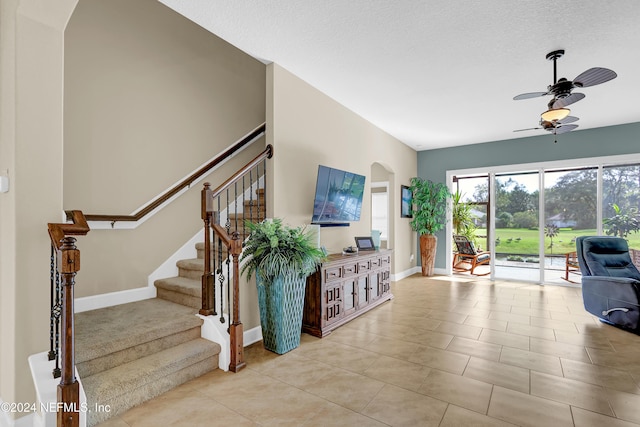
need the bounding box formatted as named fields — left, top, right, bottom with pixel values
left=97, top=274, right=640, bottom=426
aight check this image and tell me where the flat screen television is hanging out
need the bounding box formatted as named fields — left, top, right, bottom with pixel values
left=311, top=165, right=366, bottom=225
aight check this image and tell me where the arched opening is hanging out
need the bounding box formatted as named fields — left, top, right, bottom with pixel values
left=371, top=162, right=394, bottom=251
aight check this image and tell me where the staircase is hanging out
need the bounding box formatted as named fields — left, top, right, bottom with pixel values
left=75, top=299, right=220, bottom=426
left=74, top=190, right=265, bottom=426
left=43, top=131, right=271, bottom=427
left=155, top=189, right=266, bottom=309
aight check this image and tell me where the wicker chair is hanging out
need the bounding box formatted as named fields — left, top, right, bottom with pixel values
left=563, top=251, right=581, bottom=283
left=452, top=235, right=490, bottom=276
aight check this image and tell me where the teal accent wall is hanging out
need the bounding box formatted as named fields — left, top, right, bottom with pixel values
left=416, top=121, right=640, bottom=269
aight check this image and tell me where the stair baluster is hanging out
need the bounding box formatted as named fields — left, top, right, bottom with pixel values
left=215, top=195, right=225, bottom=324
left=49, top=245, right=62, bottom=379
left=200, top=144, right=272, bottom=372
left=47, top=211, right=88, bottom=427
left=200, top=183, right=216, bottom=317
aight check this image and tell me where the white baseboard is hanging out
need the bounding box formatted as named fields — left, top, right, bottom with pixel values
left=74, top=286, right=156, bottom=313
left=391, top=266, right=447, bottom=282
left=243, top=326, right=263, bottom=347
left=391, top=266, right=421, bottom=281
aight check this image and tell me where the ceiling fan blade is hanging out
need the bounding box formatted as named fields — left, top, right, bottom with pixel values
left=513, top=127, right=542, bottom=132
left=573, top=67, right=617, bottom=87
left=552, top=93, right=585, bottom=108
left=557, top=115, right=579, bottom=124
left=554, top=124, right=578, bottom=134
left=513, top=92, right=548, bottom=100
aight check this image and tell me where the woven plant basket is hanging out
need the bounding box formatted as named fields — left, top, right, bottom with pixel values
left=256, top=273, right=307, bottom=354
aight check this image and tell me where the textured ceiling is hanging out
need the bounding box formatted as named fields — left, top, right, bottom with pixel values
left=159, top=0, right=640, bottom=151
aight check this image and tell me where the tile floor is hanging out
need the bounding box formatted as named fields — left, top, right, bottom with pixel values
left=97, top=274, right=640, bottom=426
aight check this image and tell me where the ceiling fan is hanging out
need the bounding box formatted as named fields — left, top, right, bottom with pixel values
left=513, top=50, right=616, bottom=139
left=514, top=115, right=579, bottom=136
left=514, top=49, right=617, bottom=110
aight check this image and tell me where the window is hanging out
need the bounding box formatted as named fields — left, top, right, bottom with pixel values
left=371, top=191, right=388, bottom=239
left=603, top=164, right=640, bottom=250
left=448, top=153, right=640, bottom=284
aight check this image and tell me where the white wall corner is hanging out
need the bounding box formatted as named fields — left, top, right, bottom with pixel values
left=0, top=398, right=13, bottom=427
left=198, top=314, right=230, bottom=371
left=27, top=352, right=87, bottom=427
left=12, top=413, right=33, bottom=427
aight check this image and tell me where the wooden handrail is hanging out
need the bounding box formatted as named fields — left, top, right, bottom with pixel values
left=68, top=123, right=266, bottom=224
left=210, top=144, right=273, bottom=199
left=48, top=210, right=90, bottom=249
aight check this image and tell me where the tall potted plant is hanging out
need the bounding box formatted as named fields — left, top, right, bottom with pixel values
left=409, top=177, right=451, bottom=276
left=452, top=190, right=477, bottom=244
left=240, top=218, right=324, bottom=354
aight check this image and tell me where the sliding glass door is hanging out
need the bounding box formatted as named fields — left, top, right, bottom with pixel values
left=543, top=168, right=597, bottom=282
left=453, top=175, right=489, bottom=251
left=450, top=156, right=640, bottom=284
left=493, top=172, right=540, bottom=281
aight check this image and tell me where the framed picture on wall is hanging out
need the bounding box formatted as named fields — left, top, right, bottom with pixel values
left=401, top=185, right=412, bottom=218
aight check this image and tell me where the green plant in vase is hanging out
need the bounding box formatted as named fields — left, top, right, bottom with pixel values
left=240, top=218, right=325, bottom=354
left=408, top=177, right=451, bottom=276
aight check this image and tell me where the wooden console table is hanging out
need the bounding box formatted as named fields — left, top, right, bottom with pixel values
left=302, top=249, right=393, bottom=337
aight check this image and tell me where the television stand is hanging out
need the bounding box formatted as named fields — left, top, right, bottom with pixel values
left=302, top=249, right=392, bottom=337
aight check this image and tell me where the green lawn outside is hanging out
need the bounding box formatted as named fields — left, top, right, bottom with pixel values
left=472, top=228, right=640, bottom=256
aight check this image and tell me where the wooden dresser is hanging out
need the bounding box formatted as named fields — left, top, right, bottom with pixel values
left=302, top=249, right=393, bottom=337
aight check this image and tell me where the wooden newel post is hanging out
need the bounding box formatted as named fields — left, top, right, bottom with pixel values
left=228, top=232, right=245, bottom=372
left=57, top=237, right=80, bottom=427
left=200, top=183, right=215, bottom=316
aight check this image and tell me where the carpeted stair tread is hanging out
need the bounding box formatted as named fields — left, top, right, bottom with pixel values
left=75, top=299, right=202, bottom=364
left=195, top=243, right=230, bottom=261
left=176, top=258, right=204, bottom=272
left=155, top=276, right=201, bottom=297
left=83, top=338, right=219, bottom=426
left=82, top=338, right=219, bottom=403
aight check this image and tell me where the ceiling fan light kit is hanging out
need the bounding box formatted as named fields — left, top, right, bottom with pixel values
left=513, top=49, right=617, bottom=138
left=541, top=108, right=570, bottom=122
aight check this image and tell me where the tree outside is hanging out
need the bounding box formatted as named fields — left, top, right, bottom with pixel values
left=460, top=164, right=640, bottom=258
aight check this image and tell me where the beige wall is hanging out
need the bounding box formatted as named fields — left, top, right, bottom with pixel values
left=1, top=0, right=79, bottom=412
left=0, top=0, right=19, bottom=411
left=266, top=64, right=417, bottom=274
left=0, top=0, right=266, bottom=410
left=64, top=0, right=266, bottom=296
left=0, top=0, right=416, bottom=411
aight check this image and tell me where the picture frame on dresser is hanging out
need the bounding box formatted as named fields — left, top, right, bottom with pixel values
left=354, top=236, right=375, bottom=251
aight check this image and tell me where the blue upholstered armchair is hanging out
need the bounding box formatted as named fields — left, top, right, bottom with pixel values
left=576, top=236, right=640, bottom=331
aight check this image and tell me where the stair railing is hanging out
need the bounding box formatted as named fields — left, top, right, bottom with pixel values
left=47, top=210, right=89, bottom=427
left=201, top=144, right=273, bottom=372
left=68, top=122, right=266, bottom=225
